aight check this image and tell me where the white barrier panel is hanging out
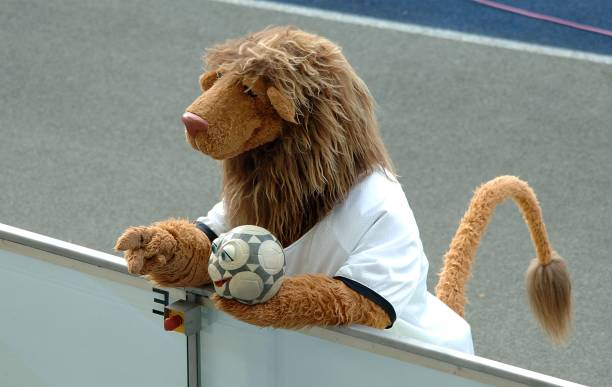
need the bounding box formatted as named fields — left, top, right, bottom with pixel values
left=0, top=224, right=584, bottom=387
left=0, top=235, right=187, bottom=387
left=199, top=307, right=487, bottom=387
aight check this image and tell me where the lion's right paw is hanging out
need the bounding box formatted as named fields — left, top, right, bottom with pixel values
left=115, top=226, right=178, bottom=275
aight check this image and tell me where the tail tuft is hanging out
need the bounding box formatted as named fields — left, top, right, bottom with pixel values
left=526, top=252, right=572, bottom=344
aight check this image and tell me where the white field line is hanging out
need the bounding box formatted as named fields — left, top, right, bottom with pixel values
left=210, top=0, right=612, bottom=65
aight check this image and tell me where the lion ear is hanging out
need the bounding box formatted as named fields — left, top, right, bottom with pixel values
left=199, top=71, right=218, bottom=91
left=267, top=86, right=296, bottom=123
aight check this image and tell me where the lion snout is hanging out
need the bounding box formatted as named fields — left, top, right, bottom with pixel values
left=181, top=112, right=209, bottom=138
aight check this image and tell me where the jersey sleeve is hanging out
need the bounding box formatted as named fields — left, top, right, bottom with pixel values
left=333, top=178, right=428, bottom=328
left=195, top=201, right=230, bottom=241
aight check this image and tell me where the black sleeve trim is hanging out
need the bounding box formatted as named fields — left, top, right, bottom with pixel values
left=334, top=276, right=396, bottom=329
left=194, top=221, right=218, bottom=242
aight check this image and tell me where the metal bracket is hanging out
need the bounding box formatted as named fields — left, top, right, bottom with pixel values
left=164, top=299, right=201, bottom=336
left=162, top=293, right=202, bottom=387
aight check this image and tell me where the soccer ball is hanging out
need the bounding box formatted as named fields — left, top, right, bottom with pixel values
left=208, top=225, right=285, bottom=304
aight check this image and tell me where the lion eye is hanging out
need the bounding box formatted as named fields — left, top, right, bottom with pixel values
left=244, top=86, right=257, bottom=97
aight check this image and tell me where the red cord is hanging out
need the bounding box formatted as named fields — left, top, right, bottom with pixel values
left=473, top=0, right=612, bottom=38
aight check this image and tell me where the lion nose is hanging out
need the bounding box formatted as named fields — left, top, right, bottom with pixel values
left=182, top=112, right=209, bottom=137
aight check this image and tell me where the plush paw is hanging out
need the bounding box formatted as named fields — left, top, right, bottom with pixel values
left=115, top=220, right=212, bottom=287
left=115, top=226, right=177, bottom=275
left=211, top=293, right=278, bottom=327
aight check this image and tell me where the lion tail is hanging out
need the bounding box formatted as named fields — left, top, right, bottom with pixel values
left=434, top=176, right=572, bottom=343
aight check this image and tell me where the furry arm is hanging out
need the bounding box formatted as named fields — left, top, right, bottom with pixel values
left=115, top=219, right=212, bottom=287
left=213, top=274, right=391, bottom=329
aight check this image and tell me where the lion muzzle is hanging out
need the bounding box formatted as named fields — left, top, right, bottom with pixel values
left=182, top=111, right=209, bottom=138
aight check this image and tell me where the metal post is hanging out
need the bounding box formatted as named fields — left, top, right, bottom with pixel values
left=186, top=292, right=201, bottom=387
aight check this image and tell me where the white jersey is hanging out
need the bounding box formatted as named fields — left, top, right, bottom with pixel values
left=198, top=170, right=474, bottom=354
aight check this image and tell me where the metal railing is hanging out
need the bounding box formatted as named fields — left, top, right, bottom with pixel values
left=0, top=223, right=584, bottom=387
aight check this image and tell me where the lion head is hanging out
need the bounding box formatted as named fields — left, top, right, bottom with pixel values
left=184, top=64, right=296, bottom=160
left=183, top=26, right=394, bottom=246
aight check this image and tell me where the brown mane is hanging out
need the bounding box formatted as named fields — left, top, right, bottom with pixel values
left=205, top=26, right=394, bottom=246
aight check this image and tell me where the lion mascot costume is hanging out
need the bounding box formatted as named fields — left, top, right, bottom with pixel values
left=115, top=26, right=571, bottom=354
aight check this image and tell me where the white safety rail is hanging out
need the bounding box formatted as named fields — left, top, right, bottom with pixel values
left=0, top=223, right=584, bottom=387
